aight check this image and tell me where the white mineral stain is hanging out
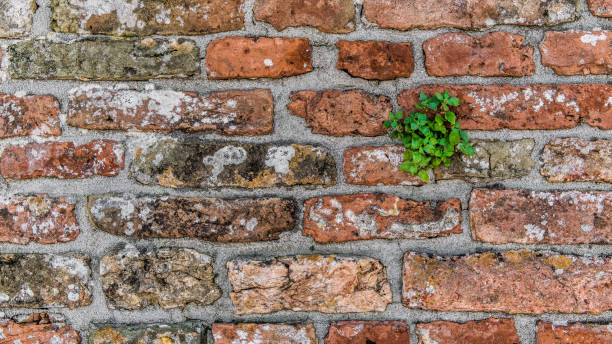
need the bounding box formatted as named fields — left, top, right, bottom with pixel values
left=265, top=146, right=295, bottom=175
left=580, top=32, right=607, bottom=46
left=202, top=145, right=248, bottom=183
left=524, top=224, right=545, bottom=241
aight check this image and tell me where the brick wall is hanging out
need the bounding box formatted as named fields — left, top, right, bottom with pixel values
left=0, top=0, right=610, bottom=343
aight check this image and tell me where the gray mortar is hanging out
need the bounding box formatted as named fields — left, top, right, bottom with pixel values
left=0, top=0, right=610, bottom=343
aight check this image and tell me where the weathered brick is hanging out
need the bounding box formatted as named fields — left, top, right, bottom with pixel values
left=287, top=90, right=392, bottom=136
left=470, top=189, right=612, bottom=245
left=67, top=86, right=274, bottom=135
left=228, top=255, right=392, bottom=314
left=588, top=0, right=612, bottom=17
left=343, top=146, right=424, bottom=186
left=325, top=321, right=411, bottom=344
left=87, top=194, right=294, bottom=242
left=541, top=138, right=612, bottom=183
left=0, top=0, right=36, bottom=37
left=0, top=93, right=61, bottom=138
left=416, top=319, right=520, bottom=344
left=101, top=245, right=221, bottom=310
left=336, top=40, right=414, bottom=80
left=51, top=0, right=244, bottom=36
left=403, top=250, right=612, bottom=314
left=0, top=253, right=91, bottom=308
left=0, top=314, right=80, bottom=344
left=537, top=322, right=612, bottom=344
left=206, top=37, right=312, bottom=79
left=362, top=0, right=576, bottom=30
left=8, top=38, right=200, bottom=80
left=89, top=323, right=203, bottom=344
left=540, top=31, right=612, bottom=75
left=303, top=194, right=461, bottom=243
left=131, top=139, right=336, bottom=188
left=212, top=323, right=316, bottom=344
left=254, top=0, right=355, bottom=33
left=424, top=32, right=535, bottom=77
left=435, top=139, right=535, bottom=182
left=0, top=195, right=79, bottom=245
left=399, top=84, right=612, bottom=130
left=0, top=140, right=124, bottom=179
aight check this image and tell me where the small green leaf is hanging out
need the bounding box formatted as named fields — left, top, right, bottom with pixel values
left=391, top=122, right=397, bottom=128
left=419, top=92, right=428, bottom=101
left=417, top=169, right=430, bottom=183
left=435, top=92, right=443, bottom=101
left=448, top=97, right=461, bottom=106
left=460, top=144, right=475, bottom=155
left=399, top=161, right=412, bottom=172
left=445, top=112, right=456, bottom=125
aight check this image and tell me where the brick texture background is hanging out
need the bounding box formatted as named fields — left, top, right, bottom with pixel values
left=0, top=0, right=610, bottom=343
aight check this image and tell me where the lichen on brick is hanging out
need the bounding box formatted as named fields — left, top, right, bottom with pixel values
left=89, top=322, right=204, bottom=344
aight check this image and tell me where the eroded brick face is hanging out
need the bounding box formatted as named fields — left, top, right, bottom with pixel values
left=536, top=322, right=612, bottom=344
left=254, top=0, right=355, bottom=33
left=228, top=255, right=392, bottom=314
left=212, top=323, right=317, bottom=344
left=423, top=32, right=535, bottom=77
left=0, top=0, right=36, bottom=37
left=206, top=37, right=313, bottom=79
left=343, top=146, right=424, bottom=186
left=336, top=40, right=414, bottom=80
left=89, top=323, right=203, bottom=344
left=325, top=321, right=411, bottom=344
left=0, top=93, right=61, bottom=138
left=0, top=314, right=81, bottom=344
left=416, top=319, right=520, bottom=344
left=540, top=31, right=612, bottom=75
left=287, top=90, right=392, bottom=136
left=540, top=138, right=612, bottom=183
left=303, top=194, right=461, bottom=242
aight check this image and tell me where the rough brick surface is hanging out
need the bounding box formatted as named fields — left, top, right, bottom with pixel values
left=0, top=195, right=79, bottom=244
left=416, top=319, right=520, bottom=344
left=325, top=321, right=411, bottom=344
left=101, top=246, right=221, bottom=310
left=536, top=322, right=612, bottom=344
left=398, top=84, right=612, bottom=130
left=0, top=0, right=36, bottom=37
left=212, top=323, right=317, bottom=344
left=0, top=314, right=81, bottom=344
left=51, top=0, right=244, bottom=36
left=423, top=32, right=535, bottom=77
left=343, top=146, right=424, bottom=186
left=67, top=87, right=274, bottom=135
left=88, top=194, right=294, bottom=242
left=336, top=40, right=414, bottom=80
left=0, top=254, right=91, bottom=308
left=541, top=138, right=612, bottom=183
left=403, top=251, right=612, bottom=314
left=540, top=31, right=612, bottom=75
left=303, top=194, right=461, bottom=243
left=470, top=189, right=612, bottom=245
left=287, top=90, right=392, bottom=136
left=89, top=323, right=203, bottom=344
left=435, top=139, right=535, bottom=182
left=362, top=0, right=577, bottom=30
left=0, top=93, right=61, bottom=138
left=228, top=255, right=392, bottom=314
left=8, top=38, right=200, bottom=80
left=206, top=37, right=313, bottom=79
left=588, top=0, right=612, bottom=17
left=0, top=140, right=124, bottom=179
left=254, top=0, right=355, bottom=33
left=131, top=139, right=336, bottom=188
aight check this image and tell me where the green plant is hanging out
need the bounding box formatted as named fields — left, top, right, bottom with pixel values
left=383, top=90, right=474, bottom=183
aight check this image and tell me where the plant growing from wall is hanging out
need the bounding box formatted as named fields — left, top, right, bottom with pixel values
left=383, top=91, right=474, bottom=183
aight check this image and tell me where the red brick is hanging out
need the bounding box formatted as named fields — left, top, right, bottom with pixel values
left=541, top=138, right=612, bottom=183
left=362, top=0, right=577, bottom=30
left=0, top=313, right=80, bottom=344
left=67, top=87, right=274, bottom=135
left=540, top=31, right=612, bottom=75
left=0, top=195, right=79, bottom=244
left=287, top=90, right=392, bottom=136
left=424, top=32, right=535, bottom=77
left=212, top=323, right=317, bottom=344
left=0, top=93, right=60, bottom=138
left=228, top=255, right=392, bottom=314
left=403, top=250, right=612, bottom=314
left=470, top=189, right=612, bottom=245
left=206, top=37, right=312, bottom=79
left=0, top=140, right=124, bottom=179
left=398, top=84, right=612, bottom=130
left=588, top=0, right=612, bottom=17
left=537, top=322, right=612, bottom=344
left=343, top=146, right=424, bottom=186
left=416, top=319, right=520, bottom=344
left=303, top=194, right=461, bottom=243
left=254, top=0, right=355, bottom=33
left=325, top=321, right=411, bottom=344
left=336, top=40, right=414, bottom=80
